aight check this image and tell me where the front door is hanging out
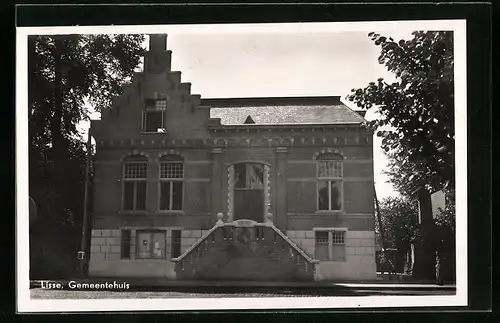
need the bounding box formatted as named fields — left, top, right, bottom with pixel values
left=233, top=163, right=264, bottom=222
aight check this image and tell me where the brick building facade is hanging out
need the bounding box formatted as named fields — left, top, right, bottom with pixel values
left=88, top=34, right=377, bottom=281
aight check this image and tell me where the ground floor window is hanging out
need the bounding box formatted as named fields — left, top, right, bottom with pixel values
left=121, top=229, right=131, bottom=259
left=171, top=230, right=182, bottom=258
left=315, top=229, right=346, bottom=261
left=136, top=230, right=166, bottom=259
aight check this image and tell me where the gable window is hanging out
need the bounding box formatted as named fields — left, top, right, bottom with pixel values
left=123, top=155, right=148, bottom=211
left=159, top=155, right=184, bottom=211
left=315, top=229, right=346, bottom=261
left=142, top=98, right=167, bottom=132
left=136, top=230, right=166, bottom=259
left=317, top=153, right=343, bottom=211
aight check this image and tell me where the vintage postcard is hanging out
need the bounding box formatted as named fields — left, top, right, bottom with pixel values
left=17, top=19, right=467, bottom=312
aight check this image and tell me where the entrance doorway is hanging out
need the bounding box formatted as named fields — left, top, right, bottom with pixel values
left=233, top=163, right=265, bottom=222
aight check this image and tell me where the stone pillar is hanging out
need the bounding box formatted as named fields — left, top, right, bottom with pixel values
left=263, top=164, right=271, bottom=220
left=147, top=159, right=159, bottom=212
left=211, top=148, right=223, bottom=223
left=275, top=147, right=288, bottom=229
left=227, top=165, right=235, bottom=222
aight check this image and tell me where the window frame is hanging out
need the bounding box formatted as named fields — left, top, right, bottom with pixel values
left=316, top=154, right=344, bottom=212
left=120, top=229, right=132, bottom=259
left=122, top=159, right=148, bottom=212
left=314, top=228, right=347, bottom=262
left=170, top=229, right=182, bottom=259
left=135, top=229, right=167, bottom=260
left=158, top=156, right=185, bottom=212
left=142, top=98, right=168, bottom=133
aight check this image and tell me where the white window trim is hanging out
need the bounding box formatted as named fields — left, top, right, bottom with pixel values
left=158, top=160, right=185, bottom=212
left=314, top=228, right=347, bottom=262
left=122, top=161, right=148, bottom=211
left=135, top=229, right=167, bottom=260
left=316, top=159, right=344, bottom=212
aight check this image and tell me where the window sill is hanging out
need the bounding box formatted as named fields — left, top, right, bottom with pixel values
left=140, top=131, right=168, bottom=135
left=118, top=210, right=149, bottom=215
left=118, top=210, right=185, bottom=216
left=314, top=210, right=346, bottom=215
left=156, top=211, right=185, bottom=216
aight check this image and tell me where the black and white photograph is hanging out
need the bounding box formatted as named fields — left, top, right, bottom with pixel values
left=17, top=19, right=468, bottom=312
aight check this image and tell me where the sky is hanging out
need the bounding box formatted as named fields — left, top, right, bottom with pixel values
left=79, top=26, right=416, bottom=200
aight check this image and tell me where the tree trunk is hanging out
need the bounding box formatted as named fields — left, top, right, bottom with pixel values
left=411, top=187, right=436, bottom=280
left=49, top=37, right=66, bottom=240
left=374, top=184, right=394, bottom=278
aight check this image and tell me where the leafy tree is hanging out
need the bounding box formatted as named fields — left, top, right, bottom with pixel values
left=375, top=197, right=419, bottom=274
left=347, top=31, right=454, bottom=279
left=28, top=34, right=145, bottom=278
left=347, top=31, right=454, bottom=193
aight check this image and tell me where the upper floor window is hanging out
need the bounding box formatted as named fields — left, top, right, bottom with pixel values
left=142, top=98, right=167, bottom=133
left=123, top=155, right=148, bottom=211
left=159, top=155, right=184, bottom=211
left=317, top=153, right=343, bottom=211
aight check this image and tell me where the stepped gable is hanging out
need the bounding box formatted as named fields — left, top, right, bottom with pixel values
left=206, top=96, right=367, bottom=126
left=92, top=34, right=205, bottom=139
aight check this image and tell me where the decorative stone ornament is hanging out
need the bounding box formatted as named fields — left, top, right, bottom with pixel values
left=216, top=212, right=224, bottom=225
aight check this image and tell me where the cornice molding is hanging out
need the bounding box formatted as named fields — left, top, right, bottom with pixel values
left=96, top=134, right=371, bottom=150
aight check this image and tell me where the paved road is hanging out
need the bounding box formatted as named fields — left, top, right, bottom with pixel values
left=30, top=287, right=455, bottom=299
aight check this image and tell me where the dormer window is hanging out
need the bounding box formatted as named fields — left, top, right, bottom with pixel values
left=142, top=97, right=167, bottom=133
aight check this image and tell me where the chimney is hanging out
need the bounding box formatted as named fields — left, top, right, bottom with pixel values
left=149, top=34, right=167, bottom=52
left=145, top=34, right=171, bottom=72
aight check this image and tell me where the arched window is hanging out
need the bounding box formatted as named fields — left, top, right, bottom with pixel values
left=159, top=154, right=184, bottom=211
left=317, top=153, right=343, bottom=211
left=123, top=155, right=148, bottom=211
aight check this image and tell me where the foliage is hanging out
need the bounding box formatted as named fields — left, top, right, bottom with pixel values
left=375, top=197, right=419, bottom=251
left=28, top=34, right=145, bottom=278
left=346, top=31, right=454, bottom=194
left=29, top=34, right=145, bottom=142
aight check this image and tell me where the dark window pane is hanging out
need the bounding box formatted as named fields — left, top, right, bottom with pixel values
left=247, top=164, right=264, bottom=189
left=171, top=230, right=182, bottom=258
left=145, top=98, right=156, bottom=108
left=124, top=182, right=135, bottom=210
left=318, top=180, right=329, bottom=210
left=330, top=181, right=342, bottom=210
left=315, top=231, right=329, bottom=243
left=136, top=181, right=147, bottom=210
left=234, top=163, right=246, bottom=188
left=172, top=182, right=183, bottom=210
left=160, top=182, right=171, bottom=210
left=144, top=111, right=163, bottom=132
left=121, top=229, right=131, bottom=259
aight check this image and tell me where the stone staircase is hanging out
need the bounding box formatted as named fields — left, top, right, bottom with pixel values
left=172, top=219, right=319, bottom=281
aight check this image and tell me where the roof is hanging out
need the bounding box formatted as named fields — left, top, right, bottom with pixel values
left=204, top=96, right=366, bottom=126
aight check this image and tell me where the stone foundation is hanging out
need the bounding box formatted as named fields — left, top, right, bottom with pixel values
left=88, top=228, right=376, bottom=281
left=286, top=230, right=377, bottom=280
left=88, top=228, right=209, bottom=278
